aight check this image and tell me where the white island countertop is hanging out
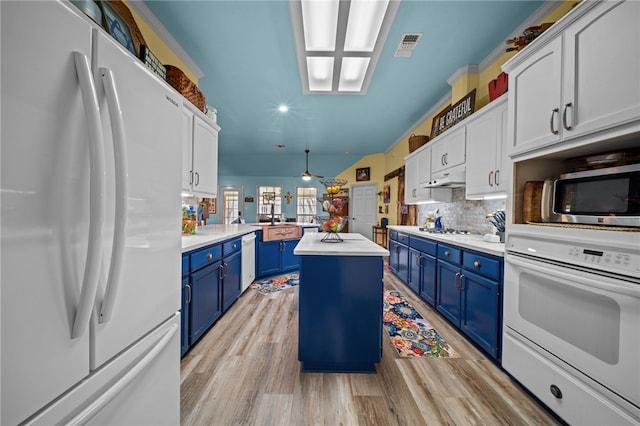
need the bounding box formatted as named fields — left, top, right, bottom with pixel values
left=294, top=232, right=390, bottom=257
left=182, top=224, right=261, bottom=253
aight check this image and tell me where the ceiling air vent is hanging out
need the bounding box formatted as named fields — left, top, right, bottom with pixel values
left=394, top=33, right=422, bottom=57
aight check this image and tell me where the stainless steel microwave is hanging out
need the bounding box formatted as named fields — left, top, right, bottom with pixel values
left=541, top=163, right=640, bottom=227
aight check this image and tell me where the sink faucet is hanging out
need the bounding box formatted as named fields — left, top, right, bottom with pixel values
left=270, top=203, right=275, bottom=225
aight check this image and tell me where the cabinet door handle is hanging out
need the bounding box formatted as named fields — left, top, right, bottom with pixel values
left=412, top=188, right=416, bottom=197
left=454, top=272, right=461, bottom=289
left=550, top=108, right=559, bottom=135
left=219, top=264, right=224, bottom=280
left=195, top=172, right=200, bottom=186
left=459, top=274, right=465, bottom=290
left=488, top=171, right=493, bottom=187
left=473, top=260, right=481, bottom=268
left=444, top=153, right=448, bottom=165
left=186, top=284, right=192, bottom=304
left=416, top=255, right=422, bottom=267
left=562, top=102, right=573, bottom=130
left=189, top=170, right=194, bottom=185
left=495, top=169, right=500, bottom=186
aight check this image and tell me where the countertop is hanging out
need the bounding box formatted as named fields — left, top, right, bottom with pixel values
left=294, top=232, right=390, bottom=257
left=387, top=226, right=505, bottom=257
left=182, top=224, right=261, bottom=253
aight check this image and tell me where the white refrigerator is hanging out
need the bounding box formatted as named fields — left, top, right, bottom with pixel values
left=1, top=1, right=182, bottom=424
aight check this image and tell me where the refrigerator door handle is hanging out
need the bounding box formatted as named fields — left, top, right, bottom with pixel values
left=67, top=323, right=178, bottom=425
left=71, top=51, right=107, bottom=339
left=98, top=67, right=129, bottom=324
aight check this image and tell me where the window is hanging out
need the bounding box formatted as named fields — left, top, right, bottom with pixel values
left=257, top=186, right=282, bottom=221
left=220, top=186, right=243, bottom=224
left=296, top=187, right=317, bottom=223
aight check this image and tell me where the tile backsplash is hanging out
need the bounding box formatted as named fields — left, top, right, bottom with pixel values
left=417, top=188, right=506, bottom=235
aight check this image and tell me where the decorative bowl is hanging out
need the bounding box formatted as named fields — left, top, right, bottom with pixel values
left=317, top=216, right=348, bottom=242
left=318, top=216, right=346, bottom=232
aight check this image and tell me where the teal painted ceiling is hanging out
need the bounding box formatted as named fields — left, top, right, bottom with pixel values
left=143, top=0, right=548, bottom=179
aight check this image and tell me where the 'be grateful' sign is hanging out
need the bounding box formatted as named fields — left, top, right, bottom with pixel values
left=432, top=89, right=476, bottom=137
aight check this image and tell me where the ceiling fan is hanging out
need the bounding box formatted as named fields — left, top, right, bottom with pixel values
left=301, top=149, right=323, bottom=180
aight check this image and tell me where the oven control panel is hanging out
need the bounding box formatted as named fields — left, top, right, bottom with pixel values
left=568, top=247, right=633, bottom=269
left=507, top=228, right=640, bottom=279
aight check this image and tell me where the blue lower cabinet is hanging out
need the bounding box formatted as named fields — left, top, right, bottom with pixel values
left=298, top=255, right=383, bottom=372
left=221, top=250, right=241, bottom=312
left=257, top=240, right=280, bottom=277
left=407, top=248, right=421, bottom=294
left=418, top=253, right=437, bottom=307
left=257, top=238, right=301, bottom=278
left=182, top=236, right=248, bottom=356
left=189, top=259, right=222, bottom=345
left=280, top=239, right=300, bottom=272
left=435, top=243, right=503, bottom=361
left=461, top=269, right=500, bottom=359
left=408, top=246, right=437, bottom=307
left=388, top=237, right=409, bottom=283
left=436, top=259, right=463, bottom=324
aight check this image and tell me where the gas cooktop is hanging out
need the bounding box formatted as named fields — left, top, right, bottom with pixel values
left=418, top=228, right=471, bottom=235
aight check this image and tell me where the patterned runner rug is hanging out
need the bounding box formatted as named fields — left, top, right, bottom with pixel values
left=250, top=272, right=299, bottom=294
left=383, top=290, right=460, bottom=358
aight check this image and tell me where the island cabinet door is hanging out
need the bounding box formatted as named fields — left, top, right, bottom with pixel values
left=298, top=255, right=383, bottom=373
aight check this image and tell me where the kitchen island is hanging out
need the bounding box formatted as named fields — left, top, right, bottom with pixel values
left=294, top=232, right=390, bottom=373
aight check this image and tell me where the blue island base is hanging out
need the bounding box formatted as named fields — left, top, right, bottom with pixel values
left=298, top=255, right=384, bottom=373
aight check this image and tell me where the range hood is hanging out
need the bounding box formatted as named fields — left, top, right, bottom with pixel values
left=423, top=165, right=466, bottom=188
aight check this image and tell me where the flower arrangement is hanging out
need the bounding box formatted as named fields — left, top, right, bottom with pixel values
left=182, top=205, right=197, bottom=235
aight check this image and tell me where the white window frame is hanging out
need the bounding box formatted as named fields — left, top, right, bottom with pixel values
left=257, top=186, right=282, bottom=221
left=296, top=186, right=317, bottom=223
left=220, top=186, right=243, bottom=224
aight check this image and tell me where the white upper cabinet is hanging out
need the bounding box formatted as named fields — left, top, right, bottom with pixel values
left=465, top=96, right=508, bottom=199
left=430, top=126, right=466, bottom=176
left=404, top=146, right=452, bottom=205
left=182, top=103, right=220, bottom=197
left=503, top=0, right=640, bottom=158
left=404, top=153, right=420, bottom=204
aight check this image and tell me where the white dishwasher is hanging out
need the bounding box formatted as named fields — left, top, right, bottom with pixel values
left=241, top=233, right=256, bottom=292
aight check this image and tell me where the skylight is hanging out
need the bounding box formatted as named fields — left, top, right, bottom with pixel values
left=290, top=0, right=400, bottom=94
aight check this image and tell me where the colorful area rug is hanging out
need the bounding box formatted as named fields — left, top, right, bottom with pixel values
left=383, top=290, right=460, bottom=358
left=250, top=272, right=299, bottom=295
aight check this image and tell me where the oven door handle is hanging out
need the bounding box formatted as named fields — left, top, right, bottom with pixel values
left=506, top=254, right=640, bottom=298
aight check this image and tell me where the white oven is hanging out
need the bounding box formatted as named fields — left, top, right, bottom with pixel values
left=502, top=225, right=640, bottom=425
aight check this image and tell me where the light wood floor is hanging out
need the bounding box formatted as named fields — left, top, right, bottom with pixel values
left=180, top=268, right=561, bottom=426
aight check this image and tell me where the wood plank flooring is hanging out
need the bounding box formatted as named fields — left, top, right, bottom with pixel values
left=180, top=268, right=560, bottom=426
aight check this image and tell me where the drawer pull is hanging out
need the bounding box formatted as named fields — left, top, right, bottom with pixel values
left=445, top=250, right=450, bottom=257
left=550, top=384, right=563, bottom=399
left=206, top=253, right=212, bottom=260
left=473, top=260, right=481, bottom=268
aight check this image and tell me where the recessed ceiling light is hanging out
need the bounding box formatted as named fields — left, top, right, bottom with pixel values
left=278, top=105, right=289, bottom=112
left=275, top=144, right=286, bottom=148
left=345, top=151, right=350, bottom=155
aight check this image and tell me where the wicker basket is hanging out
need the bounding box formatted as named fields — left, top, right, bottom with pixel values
left=408, top=134, right=429, bottom=153
left=164, top=65, right=206, bottom=113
